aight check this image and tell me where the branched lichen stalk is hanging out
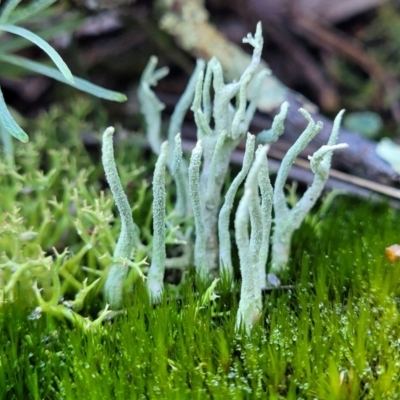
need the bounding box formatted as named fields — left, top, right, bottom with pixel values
left=191, top=69, right=214, bottom=140
left=235, top=145, right=269, bottom=334
left=257, top=146, right=273, bottom=288
left=243, top=70, right=269, bottom=130
left=270, top=110, right=347, bottom=274
left=138, top=56, right=169, bottom=155
left=167, top=60, right=205, bottom=217
left=218, top=133, right=255, bottom=278
left=189, top=23, right=265, bottom=274
left=256, top=101, right=289, bottom=146
left=137, top=23, right=266, bottom=278
left=247, top=165, right=264, bottom=284
left=170, top=133, right=188, bottom=217
left=205, top=130, right=228, bottom=204
left=168, top=59, right=205, bottom=152
left=273, top=108, right=323, bottom=220
left=147, top=141, right=169, bottom=302
left=102, top=127, right=138, bottom=309
left=235, top=189, right=253, bottom=332
left=246, top=145, right=269, bottom=291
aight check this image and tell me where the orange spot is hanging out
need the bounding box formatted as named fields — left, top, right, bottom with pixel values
left=385, top=244, right=400, bottom=263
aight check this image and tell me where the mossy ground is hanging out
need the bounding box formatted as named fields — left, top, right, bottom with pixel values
left=1, top=100, right=400, bottom=399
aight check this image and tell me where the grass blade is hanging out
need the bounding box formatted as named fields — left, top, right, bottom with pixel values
left=0, top=85, right=29, bottom=143
left=0, top=53, right=127, bottom=102
left=7, top=0, right=56, bottom=25
left=0, top=0, right=22, bottom=24
left=0, top=23, right=74, bottom=83
left=0, top=17, right=84, bottom=54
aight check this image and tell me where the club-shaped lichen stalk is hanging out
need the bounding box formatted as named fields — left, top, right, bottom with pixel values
left=189, top=140, right=209, bottom=280
left=102, top=127, right=139, bottom=309
left=218, top=133, right=256, bottom=278
left=235, top=144, right=269, bottom=333
left=147, top=141, right=169, bottom=302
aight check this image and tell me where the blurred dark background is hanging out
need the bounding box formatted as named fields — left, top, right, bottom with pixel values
left=2, top=0, right=400, bottom=193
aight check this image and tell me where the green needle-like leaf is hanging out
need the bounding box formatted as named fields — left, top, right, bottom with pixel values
left=7, top=0, right=56, bottom=25
left=0, top=54, right=127, bottom=102
left=0, top=23, right=74, bottom=83
left=0, top=85, right=29, bottom=142
left=0, top=18, right=84, bottom=54
left=0, top=0, right=22, bottom=24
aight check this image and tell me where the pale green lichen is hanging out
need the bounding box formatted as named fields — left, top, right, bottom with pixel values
left=168, top=60, right=205, bottom=217
left=168, top=59, right=205, bottom=148
left=218, top=133, right=256, bottom=278
left=256, top=101, right=289, bottom=145
left=257, top=147, right=273, bottom=288
left=235, top=145, right=269, bottom=333
left=170, top=132, right=188, bottom=218
left=188, top=140, right=209, bottom=280
left=131, top=22, right=349, bottom=332
left=147, top=141, right=169, bottom=302
left=139, top=57, right=205, bottom=220
left=102, top=127, right=140, bottom=308
left=270, top=110, right=347, bottom=274
left=190, top=22, right=265, bottom=273
left=137, top=56, right=169, bottom=155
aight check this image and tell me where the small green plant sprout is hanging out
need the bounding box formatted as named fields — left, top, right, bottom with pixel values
left=30, top=249, right=112, bottom=331
left=194, top=277, right=220, bottom=317
left=0, top=0, right=127, bottom=145
left=269, top=110, right=348, bottom=275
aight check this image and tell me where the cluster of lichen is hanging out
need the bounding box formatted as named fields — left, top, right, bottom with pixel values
left=0, top=22, right=347, bottom=333
left=103, top=23, right=347, bottom=332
